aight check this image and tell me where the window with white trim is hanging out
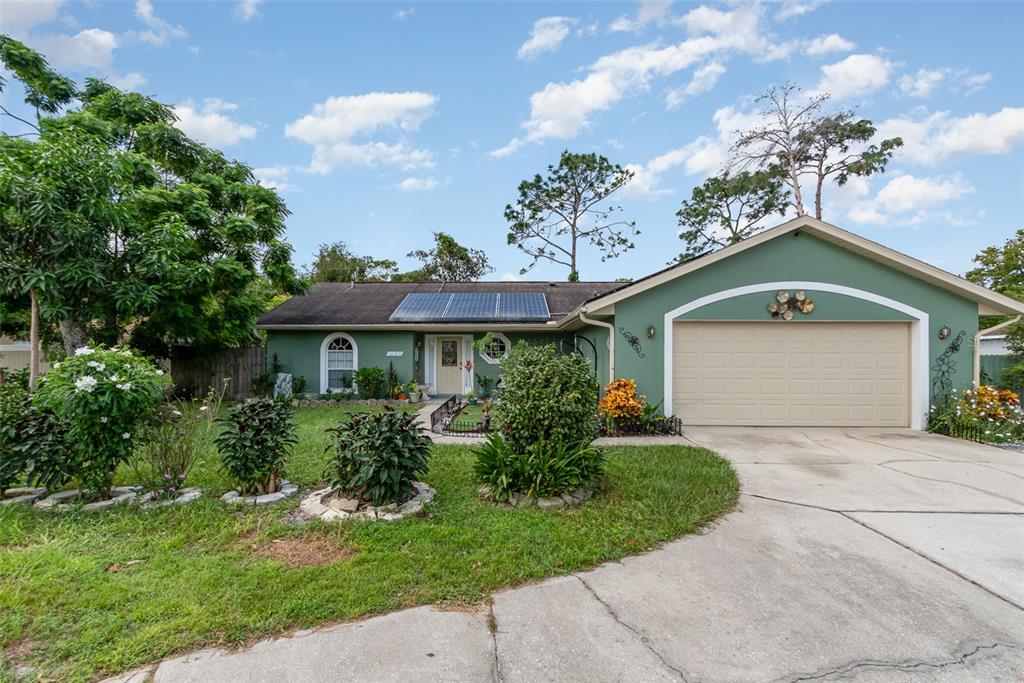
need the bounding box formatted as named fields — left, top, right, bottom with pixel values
left=326, top=336, right=355, bottom=390
left=479, top=333, right=510, bottom=364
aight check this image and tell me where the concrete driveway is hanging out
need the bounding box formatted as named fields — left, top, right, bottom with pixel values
left=109, top=429, right=1024, bottom=683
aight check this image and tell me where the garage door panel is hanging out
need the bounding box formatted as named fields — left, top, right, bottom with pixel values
left=673, top=321, right=909, bottom=427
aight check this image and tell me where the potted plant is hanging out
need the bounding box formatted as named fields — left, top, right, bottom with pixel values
left=407, top=381, right=420, bottom=402
left=466, top=389, right=478, bottom=405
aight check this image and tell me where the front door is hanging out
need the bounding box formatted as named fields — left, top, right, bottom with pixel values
left=436, top=337, right=463, bottom=395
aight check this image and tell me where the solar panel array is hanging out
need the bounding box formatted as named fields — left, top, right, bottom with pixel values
left=389, top=292, right=551, bottom=322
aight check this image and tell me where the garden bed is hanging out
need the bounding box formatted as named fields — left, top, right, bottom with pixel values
left=0, top=443, right=738, bottom=683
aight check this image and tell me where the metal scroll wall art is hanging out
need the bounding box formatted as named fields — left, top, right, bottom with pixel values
left=767, top=290, right=814, bottom=320
left=619, top=327, right=645, bottom=358
left=931, top=329, right=965, bottom=401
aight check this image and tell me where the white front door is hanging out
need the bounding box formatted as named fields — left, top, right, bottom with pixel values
left=436, top=337, right=463, bottom=395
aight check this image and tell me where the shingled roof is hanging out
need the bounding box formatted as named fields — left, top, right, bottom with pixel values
left=256, top=281, right=624, bottom=327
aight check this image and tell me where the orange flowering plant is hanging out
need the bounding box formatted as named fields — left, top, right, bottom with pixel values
left=928, top=384, right=1024, bottom=443
left=598, top=378, right=676, bottom=435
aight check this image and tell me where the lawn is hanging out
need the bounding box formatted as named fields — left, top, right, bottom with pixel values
left=0, top=405, right=738, bottom=683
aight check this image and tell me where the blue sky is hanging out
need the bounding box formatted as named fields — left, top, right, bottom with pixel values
left=3, top=0, right=1022, bottom=282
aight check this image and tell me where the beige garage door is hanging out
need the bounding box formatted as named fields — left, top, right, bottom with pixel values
left=672, top=321, right=910, bottom=427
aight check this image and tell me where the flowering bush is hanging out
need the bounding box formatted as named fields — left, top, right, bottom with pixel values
left=599, top=379, right=645, bottom=421
left=928, top=384, right=1024, bottom=443
left=34, top=346, right=170, bottom=497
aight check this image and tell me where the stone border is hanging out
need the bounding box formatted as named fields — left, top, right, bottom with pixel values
left=1, top=487, right=48, bottom=507
left=221, top=481, right=298, bottom=506
left=293, top=398, right=413, bottom=409
left=34, top=486, right=142, bottom=512
left=300, top=482, right=435, bottom=522
left=136, top=487, right=204, bottom=507
left=479, top=485, right=595, bottom=509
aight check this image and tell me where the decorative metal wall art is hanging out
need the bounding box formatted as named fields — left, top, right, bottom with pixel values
left=619, top=326, right=645, bottom=358
left=931, top=329, right=965, bottom=400
left=768, top=290, right=814, bottom=320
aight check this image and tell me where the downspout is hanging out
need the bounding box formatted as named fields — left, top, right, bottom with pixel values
left=974, top=315, right=1020, bottom=386
left=578, top=309, right=614, bottom=385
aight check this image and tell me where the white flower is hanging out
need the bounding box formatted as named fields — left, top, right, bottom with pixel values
left=155, top=369, right=164, bottom=375
left=87, top=361, right=106, bottom=371
left=74, top=376, right=98, bottom=393
left=100, top=417, right=108, bottom=423
left=116, top=382, right=133, bottom=391
left=172, top=409, right=183, bottom=417
left=75, top=347, right=94, bottom=356
left=199, top=406, right=209, bottom=412
left=108, top=374, right=121, bottom=382
left=121, top=350, right=132, bottom=356
left=53, top=362, right=61, bottom=369
left=122, top=432, right=131, bottom=439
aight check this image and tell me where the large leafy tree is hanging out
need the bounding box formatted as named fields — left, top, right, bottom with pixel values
left=675, top=168, right=789, bottom=261
left=505, top=150, right=637, bottom=281
left=309, top=241, right=398, bottom=283
left=0, top=37, right=305, bottom=365
left=406, top=231, right=493, bottom=281
left=968, top=230, right=1024, bottom=387
left=733, top=82, right=903, bottom=219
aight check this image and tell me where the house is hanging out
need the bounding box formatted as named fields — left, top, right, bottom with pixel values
left=257, top=217, right=1024, bottom=430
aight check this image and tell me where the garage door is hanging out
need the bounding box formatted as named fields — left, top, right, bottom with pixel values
left=672, top=321, right=910, bottom=427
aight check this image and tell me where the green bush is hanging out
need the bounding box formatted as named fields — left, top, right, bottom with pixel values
left=354, top=367, right=386, bottom=399
left=492, top=342, right=598, bottom=453
left=474, top=434, right=606, bottom=500
left=0, top=371, right=76, bottom=492
left=33, top=346, right=169, bottom=497
left=215, top=397, right=297, bottom=494
left=325, top=406, right=431, bottom=506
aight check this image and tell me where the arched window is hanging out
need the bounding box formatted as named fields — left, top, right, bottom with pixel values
left=321, top=333, right=358, bottom=392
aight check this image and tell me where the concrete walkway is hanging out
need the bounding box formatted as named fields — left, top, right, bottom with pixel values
left=106, top=428, right=1024, bottom=682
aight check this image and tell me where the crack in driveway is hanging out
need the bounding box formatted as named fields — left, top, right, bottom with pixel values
left=573, top=574, right=690, bottom=682
left=784, top=641, right=1023, bottom=681
left=877, top=461, right=1024, bottom=507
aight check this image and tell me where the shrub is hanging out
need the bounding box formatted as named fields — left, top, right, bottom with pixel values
left=354, top=367, right=386, bottom=399
left=385, top=362, right=401, bottom=399
left=0, top=371, right=76, bottom=492
left=598, top=378, right=676, bottom=435
left=474, top=434, right=606, bottom=500
left=492, top=342, right=598, bottom=453
left=132, top=387, right=224, bottom=498
left=33, top=346, right=169, bottom=497
left=325, top=406, right=431, bottom=506
left=216, top=397, right=297, bottom=494
left=928, top=384, right=1024, bottom=443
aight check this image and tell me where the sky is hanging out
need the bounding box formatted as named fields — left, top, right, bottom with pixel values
left=2, top=0, right=1023, bottom=283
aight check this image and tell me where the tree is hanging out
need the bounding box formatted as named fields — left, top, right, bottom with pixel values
left=968, top=230, right=1024, bottom=387
left=505, top=150, right=637, bottom=280
left=406, top=231, right=493, bottom=281
left=675, top=168, right=789, bottom=260
left=732, top=82, right=903, bottom=219
left=0, top=39, right=306, bottom=362
left=309, top=241, right=398, bottom=282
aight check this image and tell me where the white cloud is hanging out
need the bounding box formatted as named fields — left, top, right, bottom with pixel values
left=132, top=0, right=187, bottom=46
left=517, top=16, right=575, bottom=60
left=813, top=53, right=894, bottom=100
left=804, top=33, right=854, bottom=57
left=32, top=28, right=118, bottom=71
left=493, top=4, right=773, bottom=156
left=286, top=92, right=437, bottom=173
left=961, top=72, right=992, bottom=95
left=234, top=0, right=263, bottom=22
left=847, top=173, right=974, bottom=225
left=1, top=0, right=63, bottom=33
left=397, top=176, right=439, bottom=191
left=254, top=165, right=293, bottom=191
left=105, top=71, right=147, bottom=90
left=609, top=0, right=673, bottom=33
left=665, top=61, right=725, bottom=108
left=500, top=272, right=523, bottom=282
left=174, top=98, right=258, bottom=147
left=876, top=107, right=1024, bottom=165
left=898, top=68, right=948, bottom=98
left=622, top=136, right=728, bottom=199
left=393, top=6, right=415, bottom=20
left=775, top=0, right=826, bottom=20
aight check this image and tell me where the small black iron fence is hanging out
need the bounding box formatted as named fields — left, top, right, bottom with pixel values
left=429, top=395, right=460, bottom=432
left=927, top=419, right=984, bottom=443
left=598, top=414, right=684, bottom=437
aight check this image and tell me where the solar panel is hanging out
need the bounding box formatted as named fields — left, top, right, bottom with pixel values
left=497, top=293, right=550, bottom=321
left=445, top=293, right=498, bottom=321
left=389, top=291, right=551, bottom=322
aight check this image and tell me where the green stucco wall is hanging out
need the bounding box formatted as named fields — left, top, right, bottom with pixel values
left=611, top=231, right=979, bottom=412
left=267, top=330, right=415, bottom=394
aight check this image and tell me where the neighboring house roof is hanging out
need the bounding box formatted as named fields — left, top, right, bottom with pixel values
left=257, top=281, right=623, bottom=329
left=980, top=335, right=1011, bottom=356
left=575, top=217, right=1024, bottom=318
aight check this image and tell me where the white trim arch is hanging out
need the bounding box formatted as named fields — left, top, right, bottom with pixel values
left=662, top=282, right=929, bottom=430
left=320, top=332, right=359, bottom=394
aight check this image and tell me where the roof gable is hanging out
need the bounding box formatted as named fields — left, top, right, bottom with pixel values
left=577, top=217, right=1024, bottom=317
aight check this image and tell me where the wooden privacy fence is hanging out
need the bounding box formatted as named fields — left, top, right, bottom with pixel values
left=169, top=347, right=265, bottom=400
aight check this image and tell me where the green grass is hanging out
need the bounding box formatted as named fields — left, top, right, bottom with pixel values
left=0, top=405, right=738, bottom=683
